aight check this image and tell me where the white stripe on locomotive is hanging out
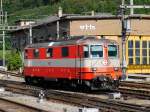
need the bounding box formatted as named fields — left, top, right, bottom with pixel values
left=24, top=58, right=120, bottom=68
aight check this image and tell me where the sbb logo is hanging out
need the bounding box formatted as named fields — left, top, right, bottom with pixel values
left=102, top=60, right=110, bottom=66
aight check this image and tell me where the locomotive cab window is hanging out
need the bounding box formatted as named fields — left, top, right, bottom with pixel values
left=24, top=49, right=28, bottom=59
left=46, top=48, right=53, bottom=58
left=62, top=47, right=69, bottom=57
left=33, top=49, right=39, bottom=58
left=83, top=45, right=89, bottom=58
left=108, top=45, right=117, bottom=57
left=90, top=45, right=103, bottom=58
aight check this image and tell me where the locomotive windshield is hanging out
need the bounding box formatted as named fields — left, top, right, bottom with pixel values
left=108, top=45, right=117, bottom=57
left=91, top=45, right=103, bottom=58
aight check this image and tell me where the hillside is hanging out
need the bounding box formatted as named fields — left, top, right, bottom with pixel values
left=3, top=0, right=150, bottom=25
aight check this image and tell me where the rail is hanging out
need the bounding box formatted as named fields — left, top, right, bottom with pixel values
left=0, top=70, right=23, bottom=77
left=119, top=81, right=150, bottom=99
left=0, top=97, right=50, bottom=112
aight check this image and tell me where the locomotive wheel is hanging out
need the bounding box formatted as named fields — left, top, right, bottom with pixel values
left=82, top=81, right=92, bottom=91
left=111, top=80, right=120, bottom=90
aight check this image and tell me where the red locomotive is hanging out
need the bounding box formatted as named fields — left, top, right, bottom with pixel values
left=23, top=36, right=122, bottom=90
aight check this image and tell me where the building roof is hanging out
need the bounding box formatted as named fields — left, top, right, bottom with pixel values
left=11, top=14, right=150, bottom=33
left=64, top=15, right=120, bottom=20
left=12, top=16, right=60, bottom=32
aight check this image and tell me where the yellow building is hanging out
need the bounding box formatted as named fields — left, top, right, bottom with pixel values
left=127, top=36, right=150, bottom=74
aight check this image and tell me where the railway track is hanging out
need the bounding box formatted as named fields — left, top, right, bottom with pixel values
left=119, top=81, right=150, bottom=99
left=0, top=70, right=23, bottom=78
left=0, top=70, right=150, bottom=99
left=0, top=97, right=49, bottom=112
left=0, top=79, right=149, bottom=112
left=0, top=71, right=150, bottom=112
left=120, top=81, right=150, bottom=89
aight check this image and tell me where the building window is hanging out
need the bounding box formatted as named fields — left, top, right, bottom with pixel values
left=128, top=49, right=133, bottom=56
left=128, top=40, right=133, bottom=65
left=135, top=41, right=140, bottom=48
left=83, top=45, right=89, bottom=58
left=142, top=41, right=148, bottom=64
left=128, top=39, right=150, bottom=65
left=33, top=49, right=39, bottom=58
left=135, top=40, right=141, bottom=65
left=128, top=40, right=133, bottom=48
left=143, top=57, right=147, bottom=65
left=142, top=41, right=147, bottom=48
left=129, top=58, right=133, bottom=65
left=142, top=49, right=147, bottom=56
left=135, top=49, right=140, bottom=56
left=62, top=47, right=69, bottom=57
left=46, top=48, right=53, bottom=58
left=135, top=57, right=140, bottom=65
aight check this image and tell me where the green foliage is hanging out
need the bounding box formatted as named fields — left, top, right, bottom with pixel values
left=60, top=0, right=119, bottom=14
left=0, top=50, right=11, bottom=59
left=0, top=50, right=22, bottom=70
left=7, top=51, right=22, bottom=70
left=8, top=4, right=59, bottom=25
left=0, top=38, right=11, bottom=50
left=3, top=0, right=150, bottom=25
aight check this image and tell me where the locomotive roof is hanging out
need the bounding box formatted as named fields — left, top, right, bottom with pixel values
left=26, top=37, right=118, bottom=48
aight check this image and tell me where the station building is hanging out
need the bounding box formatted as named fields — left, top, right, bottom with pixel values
left=10, top=14, right=150, bottom=74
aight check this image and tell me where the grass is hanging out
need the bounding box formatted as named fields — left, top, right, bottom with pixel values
left=8, top=4, right=59, bottom=25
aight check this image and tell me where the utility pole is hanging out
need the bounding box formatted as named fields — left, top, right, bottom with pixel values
left=0, top=0, right=18, bottom=69
left=130, top=0, right=134, bottom=15
left=120, top=0, right=150, bottom=79
left=2, top=30, right=5, bottom=67
left=57, top=21, right=59, bottom=40
left=0, top=0, right=3, bottom=25
left=0, top=0, right=5, bottom=67
left=121, top=0, right=127, bottom=80
left=29, top=25, right=32, bottom=44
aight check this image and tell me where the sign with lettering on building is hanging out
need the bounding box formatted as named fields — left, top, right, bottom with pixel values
left=80, top=24, right=96, bottom=30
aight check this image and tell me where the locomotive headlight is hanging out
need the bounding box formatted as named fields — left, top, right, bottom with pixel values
left=92, top=67, right=97, bottom=71
left=114, top=67, right=119, bottom=71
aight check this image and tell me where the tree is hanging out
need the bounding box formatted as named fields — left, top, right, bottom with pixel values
left=43, top=0, right=50, bottom=5
left=7, top=51, right=22, bottom=70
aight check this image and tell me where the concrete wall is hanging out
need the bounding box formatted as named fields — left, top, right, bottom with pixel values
left=70, top=19, right=121, bottom=36
left=69, top=18, right=150, bottom=36
left=130, top=19, right=150, bottom=35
